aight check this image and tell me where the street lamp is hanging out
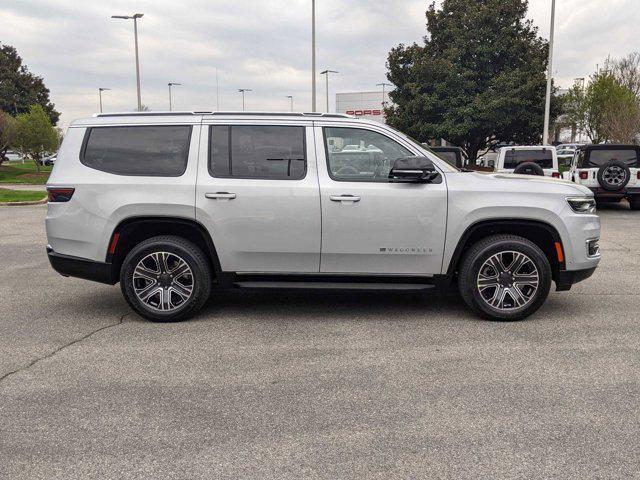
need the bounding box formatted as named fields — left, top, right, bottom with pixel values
left=376, top=82, right=392, bottom=108
left=98, top=87, right=111, bottom=113
left=238, top=89, right=252, bottom=111
left=320, top=70, right=338, bottom=113
left=311, top=0, right=316, bottom=112
left=542, top=0, right=555, bottom=145
left=168, top=82, right=182, bottom=111
left=111, top=13, right=144, bottom=111
left=287, top=95, right=294, bottom=112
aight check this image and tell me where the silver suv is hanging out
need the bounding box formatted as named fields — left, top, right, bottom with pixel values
left=46, top=112, right=601, bottom=322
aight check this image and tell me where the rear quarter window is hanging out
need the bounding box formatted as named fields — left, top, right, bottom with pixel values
left=582, top=149, right=638, bottom=168
left=81, top=125, right=192, bottom=176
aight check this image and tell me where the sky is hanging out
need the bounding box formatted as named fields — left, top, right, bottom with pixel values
left=1, top=0, right=639, bottom=128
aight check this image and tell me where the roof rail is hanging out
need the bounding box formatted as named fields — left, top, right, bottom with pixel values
left=92, top=111, right=354, bottom=119
left=93, top=111, right=210, bottom=118
left=208, top=111, right=353, bottom=118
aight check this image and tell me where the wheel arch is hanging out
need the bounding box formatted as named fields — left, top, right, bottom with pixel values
left=445, top=219, right=565, bottom=281
left=107, top=216, right=222, bottom=280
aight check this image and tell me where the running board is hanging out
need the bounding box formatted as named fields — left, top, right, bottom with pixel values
left=232, top=281, right=436, bottom=291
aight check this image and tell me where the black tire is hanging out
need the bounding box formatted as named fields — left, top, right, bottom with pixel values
left=513, top=162, right=544, bottom=176
left=597, top=161, right=630, bottom=191
left=458, top=234, right=552, bottom=321
left=629, top=196, right=640, bottom=210
left=120, top=235, right=212, bottom=322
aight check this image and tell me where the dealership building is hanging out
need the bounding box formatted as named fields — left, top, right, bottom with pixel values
left=335, top=91, right=390, bottom=123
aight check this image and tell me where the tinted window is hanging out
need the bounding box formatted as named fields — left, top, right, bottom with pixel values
left=433, top=150, right=459, bottom=167
left=324, top=127, right=412, bottom=182
left=583, top=149, right=638, bottom=168
left=503, top=150, right=553, bottom=169
left=82, top=126, right=191, bottom=176
left=209, top=125, right=306, bottom=179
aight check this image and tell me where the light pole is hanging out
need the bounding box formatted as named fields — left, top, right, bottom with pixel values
left=111, top=13, right=144, bottom=111
left=311, top=0, right=316, bottom=112
left=542, top=0, right=555, bottom=145
left=287, top=95, right=294, bottom=112
left=168, top=82, right=181, bottom=111
left=320, top=70, right=338, bottom=112
left=238, top=89, right=252, bottom=111
left=98, top=87, right=111, bottom=113
left=376, top=82, right=392, bottom=108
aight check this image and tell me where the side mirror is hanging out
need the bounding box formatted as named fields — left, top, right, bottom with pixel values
left=389, top=156, right=439, bottom=183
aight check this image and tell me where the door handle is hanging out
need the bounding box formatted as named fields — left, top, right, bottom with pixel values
left=330, top=195, right=361, bottom=203
left=205, top=192, right=236, bottom=200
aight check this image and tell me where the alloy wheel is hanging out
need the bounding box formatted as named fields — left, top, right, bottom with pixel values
left=132, top=251, right=194, bottom=311
left=603, top=165, right=627, bottom=187
left=476, top=251, right=539, bottom=311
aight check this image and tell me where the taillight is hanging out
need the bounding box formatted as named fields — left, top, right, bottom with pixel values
left=637, top=171, right=640, bottom=180
left=579, top=171, right=588, bottom=180
left=552, top=171, right=560, bottom=178
left=47, top=187, right=75, bottom=202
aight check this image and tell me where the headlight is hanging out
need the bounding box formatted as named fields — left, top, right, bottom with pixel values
left=567, top=197, right=596, bottom=214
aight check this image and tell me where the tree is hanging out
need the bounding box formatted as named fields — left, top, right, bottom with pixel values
left=0, top=110, right=18, bottom=165
left=611, top=52, right=640, bottom=97
left=590, top=73, right=639, bottom=143
left=14, top=105, right=58, bottom=172
left=563, top=81, right=588, bottom=141
left=0, top=43, right=60, bottom=125
left=385, top=0, right=561, bottom=161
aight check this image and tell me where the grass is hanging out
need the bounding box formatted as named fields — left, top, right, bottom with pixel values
left=0, top=161, right=52, bottom=185
left=0, top=188, right=47, bottom=203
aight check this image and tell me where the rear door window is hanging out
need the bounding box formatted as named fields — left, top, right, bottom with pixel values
left=82, top=125, right=192, bottom=176
left=209, top=125, right=306, bottom=180
left=582, top=149, right=638, bottom=168
left=503, top=150, right=553, bottom=169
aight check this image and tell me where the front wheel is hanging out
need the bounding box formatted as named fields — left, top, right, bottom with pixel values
left=120, top=235, right=212, bottom=322
left=458, top=235, right=552, bottom=321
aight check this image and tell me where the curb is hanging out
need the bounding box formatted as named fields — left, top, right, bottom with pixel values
left=0, top=197, right=47, bottom=207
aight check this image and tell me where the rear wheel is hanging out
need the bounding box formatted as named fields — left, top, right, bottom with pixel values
left=120, top=235, right=212, bottom=322
left=458, top=235, right=552, bottom=321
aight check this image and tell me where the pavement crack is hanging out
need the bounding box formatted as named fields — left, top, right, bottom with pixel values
left=0, top=312, right=129, bottom=385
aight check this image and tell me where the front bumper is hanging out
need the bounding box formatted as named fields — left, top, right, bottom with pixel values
left=555, top=267, right=597, bottom=291
left=588, top=186, right=640, bottom=198
left=47, top=246, right=116, bottom=285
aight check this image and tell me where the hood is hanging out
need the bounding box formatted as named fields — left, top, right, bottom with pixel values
left=461, top=171, right=593, bottom=196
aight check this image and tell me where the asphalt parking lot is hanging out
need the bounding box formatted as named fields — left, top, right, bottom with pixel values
left=1, top=204, right=639, bottom=479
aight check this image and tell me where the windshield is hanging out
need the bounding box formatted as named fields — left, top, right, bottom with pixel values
left=399, top=135, right=459, bottom=172
left=503, top=150, right=553, bottom=169
left=433, top=150, right=459, bottom=167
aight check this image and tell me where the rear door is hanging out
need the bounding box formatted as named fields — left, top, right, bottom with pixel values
left=499, top=149, right=557, bottom=176
left=315, top=122, right=448, bottom=275
left=195, top=119, right=321, bottom=272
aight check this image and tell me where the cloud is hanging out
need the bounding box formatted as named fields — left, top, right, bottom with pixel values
left=1, top=0, right=638, bottom=128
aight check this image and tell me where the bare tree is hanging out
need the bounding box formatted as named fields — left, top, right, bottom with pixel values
left=604, top=95, right=640, bottom=144
left=611, top=52, right=640, bottom=96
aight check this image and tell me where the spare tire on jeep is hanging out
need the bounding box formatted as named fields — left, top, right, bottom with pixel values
left=597, top=160, right=630, bottom=191
left=513, top=162, right=544, bottom=176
